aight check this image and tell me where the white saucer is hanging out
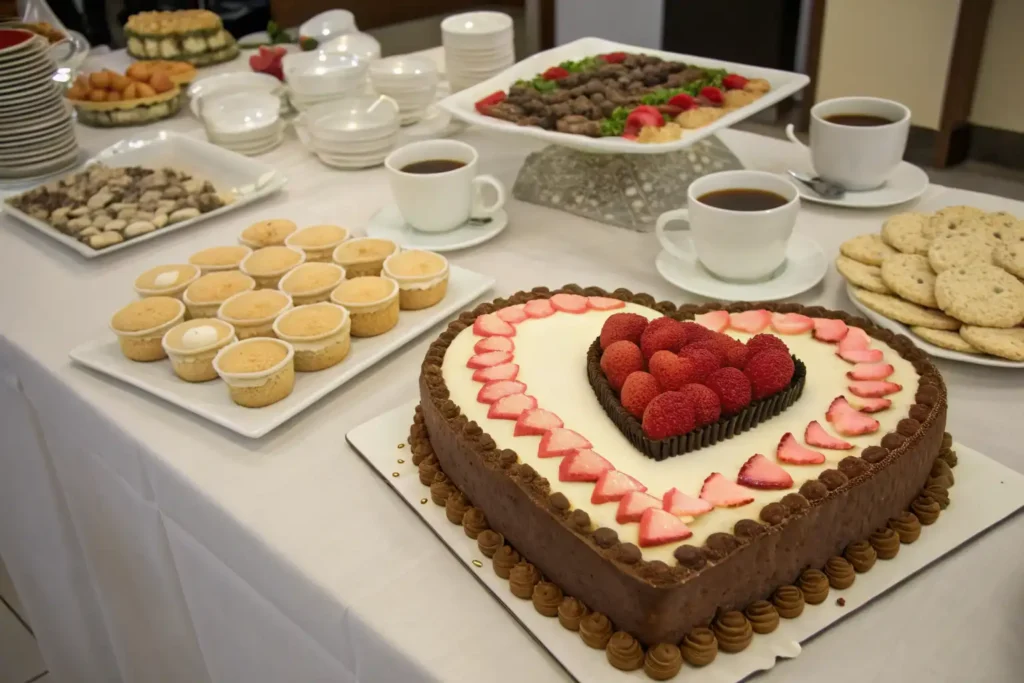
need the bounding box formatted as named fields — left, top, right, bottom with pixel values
left=655, top=236, right=827, bottom=301
left=366, top=203, right=507, bottom=252
left=782, top=162, right=929, bottom=209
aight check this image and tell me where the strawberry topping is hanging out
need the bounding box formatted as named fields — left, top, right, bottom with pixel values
left=487, top=393, right=537, bottom=419
left=700, top=472, right=754, bottom=508
left=826, top=396, right=881, bottom=435
left=538, top=428, right=592, bottom=458
left=550, top=293, right=588, bottom=313
left=676, top=347, right=721, bottom=382
left=524, top=298, right=556, bottom=318
left=847, top=363, right=895, bottom=381
left=640, top=318, right=688, bottom=359
left=587, top=296, right=625, bottom=311
left=616, top=490, right=662, bottom=523
left=638, top=508, right=693, bottom=547
left=649, top=350, right=696, bottom=391
left=472, top=363, right=519, bottom=382
left=474, top=336, right=514, bottom=354
left=737, top=453, right=793, bottom=490
left=558, top=449, right=615, bottom=482
left=813, top=318, right=849, bottom=342
left=837, top=327, right=870, bottom=353
left=620, top=371, right=662, bottom=419
left=514, top=408, right=563, bottom=436
left=694, top=310, right=729, bottom=332
left=467, top=350, right=513, bottom=368
left=677, top=383, right=722, bottom=427
left=477, top=380, right=526, bottom=404
left=497, top=304, right=528, bottom=324
left=663, top=487, right=714, bottom=517
left=473, top=313, right=516, bottom=337
left=776, top=432, right=826, bottom=464
left=805, top=420, right=854, bottom=450
left=729, top=309, right=771, bottom=333
left=838, top=348, right=884, bottom=364
left=847, top=396, right=892, bottom=413
left=705, top=367, right=753, bottom=415
left=600, top=340, right=645, bottom=391
left=743, top=349, right=795, bottom=399
left=770, top=312, right=814, bottom=335
left=848, top=380, right=902, bottom=398
left=746, top=333, right=789, bottom=356
left=600, top=312, right=649, bottom=350
left=642, top=391, right=696, bottom=440
left=592, top=470, right=647, bottom=504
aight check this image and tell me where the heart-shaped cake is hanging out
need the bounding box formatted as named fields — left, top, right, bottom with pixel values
left=417, top=286, right=947, bottom=651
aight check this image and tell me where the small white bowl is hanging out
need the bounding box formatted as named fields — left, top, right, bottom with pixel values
left=321, top=32, right=381, bottom=61
left=369, top=56, right=438, bottom=85
left=188, top=72, right=283, bottom=117
left=303, top=96, right=399, bottom=141
left=441, top=11, right=514, bottom=47
left=200, top=91, right=281, bottom=140
left=283, top=51, right=368, bottom=97
left=300, top=9, right=357, bottom=40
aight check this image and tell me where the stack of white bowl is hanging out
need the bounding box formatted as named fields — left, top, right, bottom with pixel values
left=297, top=96, right=400, bottom=170
left=283, top=51, right=369, bottom=111
left=300, top=9, right=357, bottom=43
left=321, top=32, right=381, bottom=62
left=199, top=91, right=285, bottom=156
left=0, top=28, right=79, bottom=179
left=442, top=11, right=515, bottom=92
left=187, top=72, right=285, bottom=118
left=369, top=56, right=439, bottom=125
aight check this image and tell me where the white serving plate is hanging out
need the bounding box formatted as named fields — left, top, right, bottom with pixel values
left=844, top=284, right=1024, bottom=368
left=349, top=402, right=1024, bottom=683
left=70, top=266, right=493, bottom=438
left=2, top=131, right=287, bottom=258
left=440, top=37, right=810, bottom=155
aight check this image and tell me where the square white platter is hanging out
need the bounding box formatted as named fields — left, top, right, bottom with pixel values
left=440, top=37, right=810, bottom=155
left=69, top=266, right=493, bottom=438
left=2, top=130, right=287, bottom=258
left=349, top=401, right=1024, bottom=682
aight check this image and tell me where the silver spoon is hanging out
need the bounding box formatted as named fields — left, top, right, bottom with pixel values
left=787, top=170, right=846, bottom=200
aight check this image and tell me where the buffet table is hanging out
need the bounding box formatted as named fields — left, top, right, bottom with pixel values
left=1, top=48, right=1022, bottom=683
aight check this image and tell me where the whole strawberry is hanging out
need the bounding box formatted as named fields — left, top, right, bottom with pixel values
left=600, top=340, right=644, bottom=391
left=600, top=313, right=648, bottom=350
left=744, top=349, right=795, bottom=399
left=642, top=391, right=696, bottom=440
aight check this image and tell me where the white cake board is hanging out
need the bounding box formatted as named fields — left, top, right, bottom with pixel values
left=347, top=400, right=1024, bottom=682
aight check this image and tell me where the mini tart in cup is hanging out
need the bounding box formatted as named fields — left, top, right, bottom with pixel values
left=213, top=337, right=295, bottom=408
left=133, top=263, right=201, bottom=300
left=110, top=296, right=186, bottom=362
left=273, top=303, right=351, bottom=372
left=285, top=224, right=350, bottom=262
left=183, top=270, right=256, bottom=319
left=188, top=245, right=252, bottom=273
left=383, top=250, right=449, bottom=310
left=240, top=245, right=306, bottom=289
left=330, top=276, right=400, bottom=337
left=217, top=289, right=293, bottom=340
left=239, top=218, right=297, bottom=248
left=332, top=237, right=400, bottom=278
left=278, top=262, right=346, bottom=305
left=161, top=318, right=236, bottom=382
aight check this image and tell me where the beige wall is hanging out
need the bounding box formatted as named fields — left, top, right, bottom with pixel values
left=816, top=0, right=961, bottom=130
left=970, top=0, right=1024, bottom=133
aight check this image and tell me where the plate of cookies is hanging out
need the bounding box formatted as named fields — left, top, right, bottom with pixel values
left=836, top=204, right=1024, bottom=366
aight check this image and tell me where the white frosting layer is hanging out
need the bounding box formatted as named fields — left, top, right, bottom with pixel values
left=181, top=325, right=219, bottom=349
left=441, top=303, right=918, bottom=563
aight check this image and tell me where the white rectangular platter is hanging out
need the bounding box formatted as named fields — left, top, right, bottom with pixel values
left=2, top=131, right=287, bottom=258
left=440, top=37, right=809, bottom=155
left=348, top=400, right=1024, bottom=683
left=69, top=267, right=493, bottom=438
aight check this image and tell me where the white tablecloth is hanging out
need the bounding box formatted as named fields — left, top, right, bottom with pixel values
left=1, top=49, right=1023, bottom=683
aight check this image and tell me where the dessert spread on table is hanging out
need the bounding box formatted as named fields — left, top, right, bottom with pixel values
left=838, top=205, right=1024, bottom=361
left=66, top=61, right=197, bottom=127
left=412, top=286, right=955, bottom=677
left=124, top=9, right=239, bottom=66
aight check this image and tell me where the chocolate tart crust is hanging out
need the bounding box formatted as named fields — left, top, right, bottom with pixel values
left=419, top=287, right=948, bottom=646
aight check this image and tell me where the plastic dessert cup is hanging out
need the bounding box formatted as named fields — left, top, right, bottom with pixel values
left=161, top=318, right=237, bottom=382
left=213, top=337, right=295, bottom=408
left=330, top=276, right=400, bottom=337
left=217, top=289, right=293, bottom=340
left=110, top=296, right=186, bottom=362
left=272, top=302, right=351, bottom=371
left=134, top=264, right=202, bottom=300
left=277, top=262, right=346, bottom=305
left=183, top=271, right=257, bottom=319
left=332, top=237, right=400, bottom=278
left=284, top=224, right=351, bottom=262
left=240, top=245, right=306, bottom=289
left=383, top=249, right=449, bottom=310
left=188, top=245, right=253, bottom=273
left=239, top=218, right=298, bottom=248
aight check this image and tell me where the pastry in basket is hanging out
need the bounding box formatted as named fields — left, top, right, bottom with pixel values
left=66, top=64, right=192, bottom=127
left=124, top=9, right=238, bottom=66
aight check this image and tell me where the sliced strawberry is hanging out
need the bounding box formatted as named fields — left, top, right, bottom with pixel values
left=729, top=309, right=771, bottom=333
left=826, top=396, right=881, bottom=435
left=514, top=408, right=564, bottom=436
left=846, top=363, right=895, bottom=381
left=699, top=86, right=724, bottom=105
left=467, top=350, right=513, bottom=369
left=662, top=487, right=713, bottom=517
left=550, top=293, right=588, bottom=313
left=737, top=453, right=793, bottom=490
left=667, top=93, right=697, bottom=110
left=524, top=298, right=556, bottom=318
left=497, top=304, right=528, bottom=324
left=694, top=310, right=729, bottom=332
left=638, top=508, right=693, bottom=547
left=538, top=428, right=592, bottom=458
left=837, top=327, right=870, bottom=353
left=776, top=432, right=826, bottom=465
left=592, top=470, right=647, bottom=504
left=848, top=380, right=902, bottom=398
left=722, top=73, right=749, bottom=90
left=586, top=296, right=624, bottom=311
left=770, top=312, right=814, bottom=335
left=805, top=420, right=854, bottom=450
left=472, top=363, right=519, bottom=382
left=700, top=472, right=754, bottom=507
left=813, top=318, right=849, bottom=342
left=488, top=393, right=537, bottom=419
left=558, top=449, right=615, bottom=482
left=473, top=313, right=516, bottom=337
left=847, top=395, right=892, bottom=413
left=624, top=105, right=664, bottom=137
left=474, top=337, right=514, bottom=354
left=477, top=380, right=527, bottom=404
left=838, top=348, right=884, bottom=364
left=616, top=490, right=662, bottom=523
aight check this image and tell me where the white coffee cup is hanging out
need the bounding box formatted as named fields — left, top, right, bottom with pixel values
left=655, top=170, right=800, bottom=282
left=785, top=97, right=910, bottom=191
left=385, top=139, right=506, bottom=233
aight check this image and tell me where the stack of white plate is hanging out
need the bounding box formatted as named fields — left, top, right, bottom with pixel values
left=198, top=91, right=285, bottom=156
left=442, top=11, right=515, bottom=92
left=0, top=28, right=79, bottom=179
left=369, top=56, right=439, bottom=125
left=283, top=50, right=369, bottom=111
left=297, top=96, right=400, bottom=170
